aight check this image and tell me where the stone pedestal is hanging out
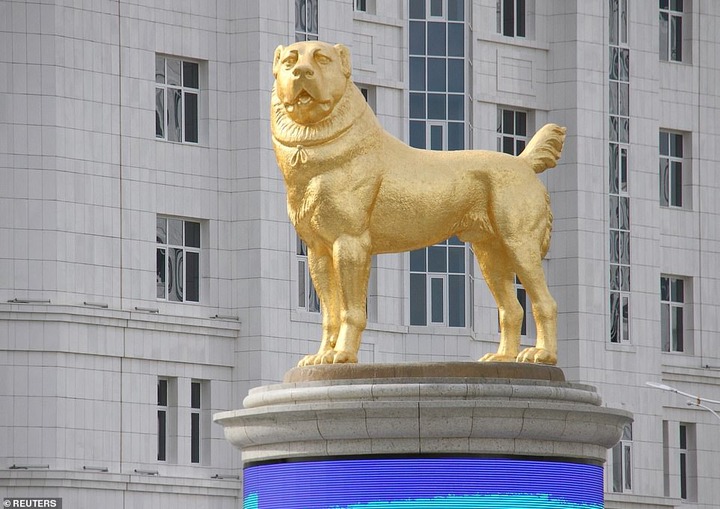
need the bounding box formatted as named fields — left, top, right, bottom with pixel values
left=214, top=363, right=632, bottom=508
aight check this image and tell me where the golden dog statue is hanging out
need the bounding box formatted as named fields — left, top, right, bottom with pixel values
left=272, top=41, right=566, bottom=366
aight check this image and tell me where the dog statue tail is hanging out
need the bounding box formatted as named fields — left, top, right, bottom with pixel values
left=518, top=123, right=566, bottom=174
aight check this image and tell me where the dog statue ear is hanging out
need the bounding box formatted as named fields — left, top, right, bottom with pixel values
left=334, top=44, right=352, bottom=78
left=273, top=45, right=284, bottom=78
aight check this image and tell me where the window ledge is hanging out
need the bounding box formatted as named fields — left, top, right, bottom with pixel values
left=352, top=11, right=404, bottom=28
left=605, top=342, right=636, bottom=354
left=476, top=33, right=549, bottom=52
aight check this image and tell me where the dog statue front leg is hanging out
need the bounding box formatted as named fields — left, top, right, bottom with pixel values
left=298, top=246, right=342, bottom=366
left=319, top=232, right=371, bottom=364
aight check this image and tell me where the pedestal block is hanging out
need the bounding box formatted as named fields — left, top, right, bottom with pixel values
left=215, top=363, right=632, bottom=508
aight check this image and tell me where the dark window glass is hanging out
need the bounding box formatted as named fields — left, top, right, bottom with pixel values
left=168, top=248, right=183, bottom=301
left=191, top=412, right=200, bottom=463
left=660, top=131, right=669, bottom=155
left=409, top=0, right=426, bottom=19
left=660, top=159, right=669, bottom=206
left=155, top=88, right=164, bottom=138
left=671, top=161, right=682, bottom=207
left=610, top=292, right=620, bottom=343
left=448, top=122, right=464, bottom=150
left=168, top=88, right=182, bottom=142
left=516, top=0, right=526, bottom=36
left=503, top=0, right=515, bottom=36
left=409, top=121, right=425, bottom=149
left=183, top=62, right=198, bottom=88
left=156, top=248, right=166, bottom=298
left=410, top=93, right=426, bottom=119
left=409, top=21, right=426, bottom=55
left=431, top=277, right=444, bottom=323
left=447, top=59, right=464, bottom=92
left=157, top=410, right=166, bottom=461
left=515, top=111, right=526, bottom=136
left=430, top=125, right=443, bottom=150
left=448, top=94, right=463, bottom=120
left=672, top=133, right=683, bottom=157
left=158, top=379, right=168, bottom=406
left=448, top=0, right=464, bottom=21
left=671, top=16, right=682, bottom=61
left=191, top=382, right=201, bottom=409
left=449, top=274, right=465, bottom=327
left=409, top=57, right=426, bottom=90
left=448, top=23, right=464, bottom=57
left=410, top=249, right=426, bottom=272
left=427, top=22, right=446, bottom=56
left=428, top=246, right=446, bottom=272
left=410, top=273, right=427, bottom=325
left=185, top=221, right=200, bottom=248
left=448, top=246, right=464, bottom=273
left=184, top=92, right=198, bottom=143
left=428, top=58, right=447, bottom=92
left=430, top=0, right=443, bottom=17
left=186, top=251, right=199, bottom=302
left=427, top=94, right=446, bottom=119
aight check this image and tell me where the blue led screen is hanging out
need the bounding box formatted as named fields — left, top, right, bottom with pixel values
left=244, top=457, right=604, bottom=509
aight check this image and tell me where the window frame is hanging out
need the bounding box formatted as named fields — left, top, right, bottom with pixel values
left=611, top=423, right=633, bottom=493
left=156, top=217, right=201, bottom=303
left=659, top=131, right=685, bottom=208
left=659, top=0, right=684, bottom=62
left=410, top=238, right=469, bottom=328
left=661, top=275, right=685, bottom=352
left=190, top=380, right=202, bottom=464
left=497, top=0, right=526, bottom=38
left=295, top=0, right=319, bottom=42
left=296, top=235, right=321, bottom=313
left=155, top=56, right=199, bottom=144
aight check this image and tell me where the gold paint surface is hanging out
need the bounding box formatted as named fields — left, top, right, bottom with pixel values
left=272, top=41, right=566, bottom=366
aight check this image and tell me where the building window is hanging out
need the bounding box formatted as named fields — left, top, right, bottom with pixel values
left=497, top=108, right=532, bottom=336
left=190, top=381, right=201, bottom=464
left=497, top=0, right=525, bottom=37
left=661, top=276, right=685, bottom=352
left=659, top=131, right=684, bottom=208
left=611, top=423, right=633, bottom=493
left=410, top=237, right=467, bottom=327
left=660, top=0, right=683, bottom=62
left=609, top=0, right=630, bottom=345
left=158, top=379, right=168, bottom=461
left=297, top=236, right=320, bottom=313
left=157, top=217, right=201, bottom=303
left=354, top=0, right=376, bottom=13
left=295, top=0, right=318, bottom=41
left=408, top=0, right=465, bottom=151
left=155, top=56, right=198, bottom=143
left=409, top=1, right=467, bottom=329
left=497, top=108, right=527, bottom=156
left=664, top=421, right=697, bottom=500
left=157, top=378, right=177, bottom=462
left=678, top=423, right=697, bottom=500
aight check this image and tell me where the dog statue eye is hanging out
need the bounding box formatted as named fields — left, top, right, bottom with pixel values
left=315, top=54, right=331, bottom=65
left=283, top=55, right=298, bottom=68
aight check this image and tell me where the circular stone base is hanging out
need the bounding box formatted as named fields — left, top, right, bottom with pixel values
left=283, top=361, right=565, bottom=383
left=215, top=362, right=632, bottom=465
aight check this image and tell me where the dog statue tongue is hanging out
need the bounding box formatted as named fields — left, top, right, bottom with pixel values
left=271, top=40, right=566, bottom=367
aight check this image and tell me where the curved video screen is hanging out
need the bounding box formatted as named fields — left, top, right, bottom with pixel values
left=244, top=456, right=603, bottom=509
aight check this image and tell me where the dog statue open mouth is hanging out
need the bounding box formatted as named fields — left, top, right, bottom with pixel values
left=272, top=41, right=566, bottom=367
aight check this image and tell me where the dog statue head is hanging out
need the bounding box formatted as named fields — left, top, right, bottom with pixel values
left=273, top=41, right=352, bottom=125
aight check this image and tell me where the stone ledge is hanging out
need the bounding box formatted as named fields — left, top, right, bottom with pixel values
left=283, top=361, right=566, bottom=383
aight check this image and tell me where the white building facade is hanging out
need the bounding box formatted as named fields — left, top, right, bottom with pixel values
left=1, top=1, right=719, bottom=508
